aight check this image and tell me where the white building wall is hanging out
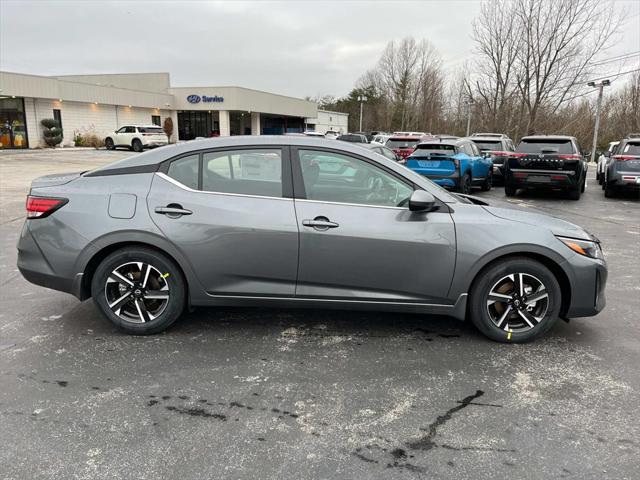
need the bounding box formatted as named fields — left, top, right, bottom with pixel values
left=306, top=110, right=349, bottom=134
left=24, top=98, right=173, bottom=147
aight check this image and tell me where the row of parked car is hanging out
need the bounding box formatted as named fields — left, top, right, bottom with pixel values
left=334, top=130, right=639, bottom=200
left=596, top=135, right=640, bottom=198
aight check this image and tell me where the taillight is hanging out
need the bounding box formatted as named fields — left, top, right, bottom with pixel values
left=557, top=154, right=582, bottom=160
left=488, top=150, right=511, bottom=156
left=26, top=196, right=68, bottom=219
left=509, top=153, right=527, bottom=158
left=613, top=155, right=640, bottom=161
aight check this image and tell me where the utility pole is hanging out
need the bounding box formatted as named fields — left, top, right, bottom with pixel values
left=357, top=95, right=367, bottom=132
left=587, top=79, right=610, bottom=163
left=465, top=99, right=473, bottom=137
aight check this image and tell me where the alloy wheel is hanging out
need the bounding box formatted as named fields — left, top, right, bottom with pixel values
left=486, top=273, right=549, bottom=332
left=104, top=262, right=170, bottom=323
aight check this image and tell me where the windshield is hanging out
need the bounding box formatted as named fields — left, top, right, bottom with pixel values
left=413, top=144, right=456, bottom=155
left=622, top=142, right=640, bottom=155
left=472, top=140, right=501, bottom=151
left=139, top=127, right=165, bottom=134
left=516, top=139, right=573, bottom=154
left=387, top=139, right=420, bottom=149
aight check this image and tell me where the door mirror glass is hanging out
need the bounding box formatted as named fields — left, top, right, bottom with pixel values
left=409, top=190, right=436, bottom=212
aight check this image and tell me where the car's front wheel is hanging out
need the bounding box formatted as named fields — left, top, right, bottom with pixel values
left=91, top=247, right=186, bottom=335
left=469, top=257, right=561, bottom=343
left=105, top=137, right=115, bottom=150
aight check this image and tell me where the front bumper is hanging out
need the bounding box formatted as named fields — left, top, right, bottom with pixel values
left=564, top=254, right=607, bottom=318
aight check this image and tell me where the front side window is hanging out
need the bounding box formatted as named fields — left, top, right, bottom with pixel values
left=203, top=149, right=282, bottom=197
left=167, top=154, right=199, bottom=190
left=125, top=126, right=136, bottom=133
left=298, top=149, right=413, bottom=208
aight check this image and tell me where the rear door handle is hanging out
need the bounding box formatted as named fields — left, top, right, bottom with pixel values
left=302, top=217, right=339, bottom=230
left=155, top=205, right=192, bottom=217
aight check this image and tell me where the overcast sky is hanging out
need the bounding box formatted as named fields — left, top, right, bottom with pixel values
left=1, top=1, right=638, bottom=98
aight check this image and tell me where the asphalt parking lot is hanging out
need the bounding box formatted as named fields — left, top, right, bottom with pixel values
left=1, top=149, right=639, bottom=479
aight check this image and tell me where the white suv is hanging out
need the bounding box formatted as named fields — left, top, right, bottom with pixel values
left=105, top=125, right=168, bottom=152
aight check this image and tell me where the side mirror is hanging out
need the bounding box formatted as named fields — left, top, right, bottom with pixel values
left=409, top=190, right=437, bottom=212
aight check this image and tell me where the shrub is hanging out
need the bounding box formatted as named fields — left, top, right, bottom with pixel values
left=73, top=125, right=104, bottom=149
left=163, top=117, right=174, bottom=143
left=41, top=118, right=63, bottom=147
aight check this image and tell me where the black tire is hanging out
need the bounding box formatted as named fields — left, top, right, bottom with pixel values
left=132, top=139, right=143, bottom=152
left=604, top=182, right=615, bottom=198
left=567, top=186, right=581, bottom=200
left=468, top=257, right=562, bottom=343
left=481, top=171, right=493, bottom=192
left=504, top=185, right=517, bottom=197
left=105, top=137, right=115, bottom=150
left=91, top=247, right=186, bottom=335
left=457, top=173, right=471, bottom=194
left=580, top=175, right=586, bottom=193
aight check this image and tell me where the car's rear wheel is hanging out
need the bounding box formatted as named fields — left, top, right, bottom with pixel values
left=481, top=171, right=493, bottom=191
left=105, top=138, right=115, bottom=150
left=469, top=257, right=561, bottom=343
left=457, top=173, right=471, bottom=194
left=567, top=186, right=581, bottom=200
left=504, top=185, right=516, bottom=197
left=132, top=139, right=143, bottom=152
left=604, top=181, right=616, bottom=198
left=91, top=247, right=185, bottom=335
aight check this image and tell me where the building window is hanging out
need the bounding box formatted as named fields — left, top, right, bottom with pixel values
left=53, top=109, right=63, bottom=135
left=0, top=97, right=29, bottom=149
left=151, top=115, right=161, bottom=126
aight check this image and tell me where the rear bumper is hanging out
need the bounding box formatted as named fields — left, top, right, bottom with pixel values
left=16, top=222, right=82, bottom=298
left=608, top=172, right=640, bottom=190
left=412, top=171, right=459, bottom=188
left=505, top=169, right=580, bottom=189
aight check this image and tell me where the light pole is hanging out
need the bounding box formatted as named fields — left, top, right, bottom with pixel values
left=465, top=99, right=473, bottom=137
left=587, top=79, right=610, bottom=164
left=357, top=95, right=367, bottom=132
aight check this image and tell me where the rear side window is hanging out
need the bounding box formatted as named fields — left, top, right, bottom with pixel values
left=139, top=127, right=165, bottom=134
left=167, top=154, right=199, bottom=190
left=622, top=142, right=640, bottom=155
left=203, top=149, right=282, bottom=197
left=516, top=139, right=574, bottom=154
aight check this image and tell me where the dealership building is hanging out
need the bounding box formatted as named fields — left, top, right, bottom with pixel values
left=0, top=71, right=348, bottom=149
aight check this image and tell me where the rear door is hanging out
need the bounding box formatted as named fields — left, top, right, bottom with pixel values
left=291, top=147, right=456, bottom=303
left=147, top=146, right=299, bottom=296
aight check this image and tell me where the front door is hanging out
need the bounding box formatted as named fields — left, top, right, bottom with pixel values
left=292, top=148, right=456, bottom=303
left=147, top=147, right=299, bottom=296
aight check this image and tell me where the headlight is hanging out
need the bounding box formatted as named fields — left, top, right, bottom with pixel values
left=557, top=236, right=604, bottom=260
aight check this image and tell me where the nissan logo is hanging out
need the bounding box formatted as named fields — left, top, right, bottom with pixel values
left=187, top=95, right=201, bottom=104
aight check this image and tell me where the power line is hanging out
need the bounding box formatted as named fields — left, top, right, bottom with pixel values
left=590, top=51, right=640, bottom=67
left=586, top=67, right=640, bottom=83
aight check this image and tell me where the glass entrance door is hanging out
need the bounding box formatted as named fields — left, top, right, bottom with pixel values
left=0, top=97, right=29, bottom=149
left=177, top=111, right=213, bottom=140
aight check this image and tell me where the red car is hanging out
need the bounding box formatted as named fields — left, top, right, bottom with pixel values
left=386, top=135, right=428, bottom=162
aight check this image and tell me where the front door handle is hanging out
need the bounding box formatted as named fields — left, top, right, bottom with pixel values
left=155, top=205, right=192, bottom=218
left=302, top=216, right=339, bottom=231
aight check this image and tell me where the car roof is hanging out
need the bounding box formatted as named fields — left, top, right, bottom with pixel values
left=520, top=135, right=576, bottom=141
left=90, top=136, right=386, bottom=173
left=359, top=143, right=389, bottom=150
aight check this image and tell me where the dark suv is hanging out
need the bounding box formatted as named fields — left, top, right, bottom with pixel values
left=470, top=133, right=515, bottom=182
left=603, top=135, right=640, bottom=198
left=504, top=135, right=588, bottom=200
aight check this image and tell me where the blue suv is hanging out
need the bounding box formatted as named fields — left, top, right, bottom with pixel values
left=406, top=138, right=494, bottom=194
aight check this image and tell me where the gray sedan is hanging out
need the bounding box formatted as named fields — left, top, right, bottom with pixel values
left=17, top=136, right=607, bottom=342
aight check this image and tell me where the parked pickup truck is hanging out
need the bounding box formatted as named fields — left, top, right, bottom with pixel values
left=405, top=138, right=493, bottom=194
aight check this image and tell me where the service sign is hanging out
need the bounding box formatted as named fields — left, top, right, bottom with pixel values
left=187, top=95, right=224, bottom=104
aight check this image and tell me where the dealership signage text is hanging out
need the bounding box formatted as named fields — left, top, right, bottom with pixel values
left=187, top=95, right=224, bottom=104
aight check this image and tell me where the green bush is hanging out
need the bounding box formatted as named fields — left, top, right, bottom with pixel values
left=41, top=118, right=63, bottom=147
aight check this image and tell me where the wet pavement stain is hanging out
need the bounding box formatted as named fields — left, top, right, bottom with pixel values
left=407, top=390, right=485, bottom=451
left=164, top=405, right=227, bottom=420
